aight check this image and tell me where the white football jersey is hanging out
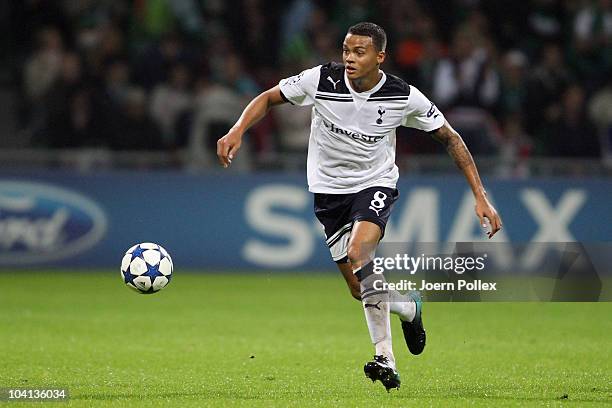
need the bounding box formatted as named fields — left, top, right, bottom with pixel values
left=279, top=62, right=445, bottom=194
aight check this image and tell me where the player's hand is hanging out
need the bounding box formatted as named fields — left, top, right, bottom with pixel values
left=475, top=196, right=502, bottom=239
left=216, top=129, right=242, bottom=168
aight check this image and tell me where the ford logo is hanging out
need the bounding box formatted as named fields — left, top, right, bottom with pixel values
left=0, top=181, right=108, bottom=264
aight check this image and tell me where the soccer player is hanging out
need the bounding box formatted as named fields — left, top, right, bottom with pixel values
left=217, top=22, right=502, bottom=391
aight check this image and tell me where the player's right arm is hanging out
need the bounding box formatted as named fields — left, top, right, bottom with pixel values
left=217, top=65, right=320, bottom=167
left=216, top=86, right=286, bottom=168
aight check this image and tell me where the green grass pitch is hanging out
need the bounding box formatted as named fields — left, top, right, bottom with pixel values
left=0, top=271, right=610, bottom=407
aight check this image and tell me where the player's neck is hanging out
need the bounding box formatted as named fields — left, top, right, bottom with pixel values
left=349, top=69, right=383, bottom=93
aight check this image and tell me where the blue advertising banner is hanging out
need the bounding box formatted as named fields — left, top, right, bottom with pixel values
left=0, top=170, right=610, bottom=270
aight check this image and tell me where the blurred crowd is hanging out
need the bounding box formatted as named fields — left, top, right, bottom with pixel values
left=9, top=0, right=612, bottom=169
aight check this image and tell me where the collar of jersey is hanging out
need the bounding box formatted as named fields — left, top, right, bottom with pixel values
left=344, top=70, right=387, bottom=99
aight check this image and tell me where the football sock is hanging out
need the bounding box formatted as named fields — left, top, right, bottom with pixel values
left=389, top=290, right=416, bottom=322
left=357, top=263, right=395, bottom=368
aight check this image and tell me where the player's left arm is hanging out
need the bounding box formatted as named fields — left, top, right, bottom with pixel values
left=431, top=121, right=502, bottom=238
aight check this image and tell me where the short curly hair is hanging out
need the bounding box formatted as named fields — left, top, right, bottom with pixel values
left=347, top=22, right=387, bottom=52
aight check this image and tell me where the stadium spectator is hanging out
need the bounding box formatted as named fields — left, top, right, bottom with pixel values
left=499, top=50, right=529, bottom=118
left=543, top=84, right=600, bottom=157
left=131, top=0, right=179, bottom=42
left=312, top=28, right=341, bottom=64
left=189, top=79, right=248, bottom=169
left=40, top=52, right=119, bottom=149
left=569, top=0, right=612, bottom=87
left=524, top=43, right=572, bottom=151
left=280, top=0, right=317, bottom=63
left=149, top=63, right=194, bottom=147
left=101, top=59, right=132, bottom=109
left=389, top=1, right=441, bottom=91
left=431, top=26, right=501, bottom=154
left=432, top=27, right=500, bottom=111
left=588, top=76, right=612, bottom=162
left=525, top=0, right=563, bottom=46
left=273, top=100, right=312, bottom=157
left=218, top=53, right=260, bottom=99
left=496, top=114, right=533, bottom=178
left=77, top=23, right=127, bottom=79
left=109, top=87, right=164, bottom=150
left=4, top=0, right=610, bottom=169
left=232, top=0, right=276, bottom=68
left=24, top=27, right=64, bottom=102
left=132, top=32, right=195, bottom=91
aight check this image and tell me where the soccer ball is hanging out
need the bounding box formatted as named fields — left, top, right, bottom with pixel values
left=121, top=242, right=173, bottom=294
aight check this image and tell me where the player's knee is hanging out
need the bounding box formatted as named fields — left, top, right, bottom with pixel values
left=346, top=244, right=362, bottom=267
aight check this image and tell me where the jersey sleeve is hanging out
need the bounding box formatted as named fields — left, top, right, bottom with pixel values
left=278, top=65, right=321, bottom=106
left=401, top=85, right=445, bottom=131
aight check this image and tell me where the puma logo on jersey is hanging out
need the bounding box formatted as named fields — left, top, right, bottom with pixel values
left=369, top=206, right=382, bottom=216
left=327, top=76, right=341, bottom=90
left=376, top=106, right=386, bottom=124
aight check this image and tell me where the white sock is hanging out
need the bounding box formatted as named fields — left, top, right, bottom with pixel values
left=389, top=290, right=416, bottom=322
left=360, top=272, right=395, bottom=368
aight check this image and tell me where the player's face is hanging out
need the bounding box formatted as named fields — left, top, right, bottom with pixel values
left=342, top=34, right=385, bottom=80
